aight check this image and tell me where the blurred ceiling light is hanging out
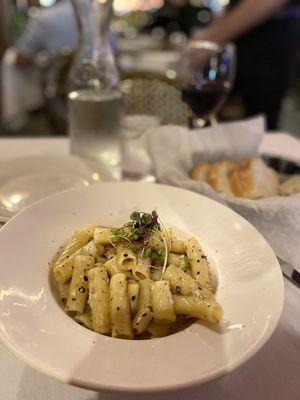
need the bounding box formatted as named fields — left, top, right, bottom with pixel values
left=113, top=0, right=163, bottom=14
left=39, top=0, right=56, bottom=7
left=166, top=69, right=177, bottom=80
left=202, top=0, right=229, bottom=13
left=197, top=9, right=212, bottom=23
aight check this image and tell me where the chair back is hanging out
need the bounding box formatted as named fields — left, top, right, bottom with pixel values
left=121, top=71, right=190, bottom=126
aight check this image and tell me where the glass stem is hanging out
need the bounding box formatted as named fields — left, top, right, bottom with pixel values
left=209, top=114, right=218, bottom=127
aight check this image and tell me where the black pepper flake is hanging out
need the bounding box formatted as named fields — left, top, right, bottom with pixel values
left=131, top=296, right=136, bottom=301
left=197, top=259, right=200, bottom=263
left=78, top=287, right=85, bottom=293
left=83, top=275, right=88, bottom=281
left=175, top=286, right=181, bottom=294
left=142, top=312, right=147, bottom=317
left=117, top=307, right=120, bottom=311
left=197, top=272, right=200, bottom=275
left=124, top=253, right=128, bottom=257
left=201, top=255, right=206, bottom=259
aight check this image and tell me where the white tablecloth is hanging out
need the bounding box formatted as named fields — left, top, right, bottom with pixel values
left=0, top=132, right=300, bottom=161
left=0, top=135, right=299, bottom=400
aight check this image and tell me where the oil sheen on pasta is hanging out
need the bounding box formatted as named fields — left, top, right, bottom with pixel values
left=50, top=211, right=223, bottom=339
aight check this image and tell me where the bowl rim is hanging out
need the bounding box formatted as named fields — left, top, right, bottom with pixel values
left=0, top=182, right=284, bottom=393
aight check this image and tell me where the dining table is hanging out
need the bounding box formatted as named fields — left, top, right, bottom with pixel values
left=0, top=132, right=299, bottom=400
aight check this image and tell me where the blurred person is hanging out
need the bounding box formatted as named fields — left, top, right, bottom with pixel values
left=0, top=0, right=77, bottom=133
left=15, top=0, right=117, bottom=67
left=16, top=0, right=77, bottom=67
left=150, top=0, right=213, bottom=36
left=196, top=0, right=300, bottom=129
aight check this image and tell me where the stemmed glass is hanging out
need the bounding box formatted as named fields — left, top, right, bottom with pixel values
left=178, top=40, right=236, bottom=128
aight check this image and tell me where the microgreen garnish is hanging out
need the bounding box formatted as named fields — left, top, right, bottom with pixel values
left=109, top=210, right=169, bottom=279
left=155, top=227, right=169, bottom=277
left=150, top=249, right=166, bottom=265
left=110, top=211, right=160, bottom=247
left=130, top=210, right=160, bottom=243
left=111, top=228, right=132, bottom=243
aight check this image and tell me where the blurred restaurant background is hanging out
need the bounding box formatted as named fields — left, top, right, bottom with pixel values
left=1, top=0, right=300, bottom=137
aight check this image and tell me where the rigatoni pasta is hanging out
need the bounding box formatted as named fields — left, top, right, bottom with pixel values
left=185, top=237, right=212, bottom=290
left=132, top=257, right=151, bottom=280
left=51, top=210, right=223, bottom=339
left=164, top=264, right=198, bottom=296
left=110, top=273, right=133, bottom=339
left=128, top=281, right=139, bottom=315
left=132, top=279, right=153, bottom=333
left=53, top=229, right=90, bottom=283
left=173, top=295, right=223, bottom=324
left=88, top=266, right=111, bottom=335
left=150, top=280, right=176, bottom=323
left=66, top=255, right=95, bottom=314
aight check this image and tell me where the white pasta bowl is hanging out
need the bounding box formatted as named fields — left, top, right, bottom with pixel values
left=0, top=183, right=283, bottom=393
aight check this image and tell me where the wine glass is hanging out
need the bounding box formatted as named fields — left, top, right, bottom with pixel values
left=178, top=40, right=236, bottom=128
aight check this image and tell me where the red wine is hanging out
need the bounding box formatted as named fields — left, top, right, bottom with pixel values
left=181, top=82, right=229, bottom=118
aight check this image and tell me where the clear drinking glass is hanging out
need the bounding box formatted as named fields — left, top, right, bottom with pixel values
left=178, top=40, right=236, bottom=128
left=68, top=0, right=122, bottom=180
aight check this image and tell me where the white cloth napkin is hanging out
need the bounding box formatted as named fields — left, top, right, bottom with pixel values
left=145, top=117, right=300, bottom=271
left=122, top=115, right=159, bottom=180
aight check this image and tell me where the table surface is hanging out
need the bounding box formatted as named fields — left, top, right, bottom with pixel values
left=1, top=132, right=300, bottom=161
left=0, top=134, right=299, bottom=400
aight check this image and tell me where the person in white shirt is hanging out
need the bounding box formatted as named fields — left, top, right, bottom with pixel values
left=16, top=0, right=77, bottom=67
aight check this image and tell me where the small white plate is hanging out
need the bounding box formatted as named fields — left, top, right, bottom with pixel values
left=0, top=183, right=283, bottom=393
left=0, top=154, right=112, bottom=222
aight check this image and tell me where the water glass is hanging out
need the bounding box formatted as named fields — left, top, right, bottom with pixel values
left=68, top=89, right=123, bottom=181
